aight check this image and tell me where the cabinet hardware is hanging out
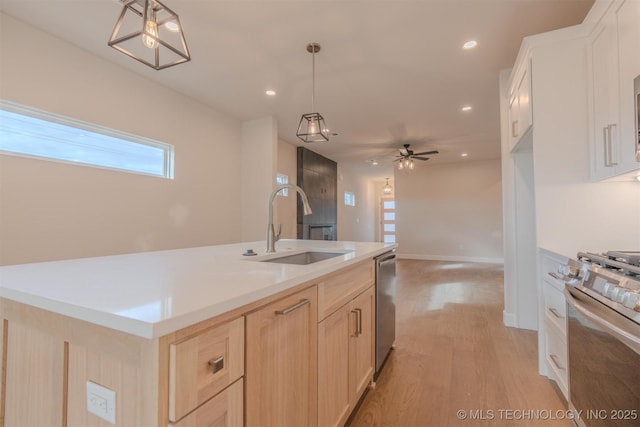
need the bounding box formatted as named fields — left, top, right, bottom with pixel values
left=603, top=124, right=619, bottom=167
left=548, top=272, right=563, bottom=280
left=608, top=123, right=618, bottom=166
left=275, top=298, right=310, bottom=315
left=351, top=310, right=357, bottom=336
left=352, top=308, right=362, bottom=336
left=548, top=307, right=564, bottom=319
left=603, top=126, right=609, bottom=167
left=511, top=120, right=519, bottom=138
left=549, top=354, right=565, bottom=371
left=208, top=356, right=224, bottom=374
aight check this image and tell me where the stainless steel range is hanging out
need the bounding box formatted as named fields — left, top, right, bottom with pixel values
left=554, top=251, right=640, bottom=427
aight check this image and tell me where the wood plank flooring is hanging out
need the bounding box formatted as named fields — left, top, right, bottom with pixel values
left=349, top=260, right=570, bottom=427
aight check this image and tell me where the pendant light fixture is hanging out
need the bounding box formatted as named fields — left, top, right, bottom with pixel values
left=108, top=0, right=191, bottom=70
left=297, top=42, right=329, bottom=143
left=383, top=178, right=393, bottom=194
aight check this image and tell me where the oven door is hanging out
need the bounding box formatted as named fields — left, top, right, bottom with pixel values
left=565, top=286, right=640, bottom=427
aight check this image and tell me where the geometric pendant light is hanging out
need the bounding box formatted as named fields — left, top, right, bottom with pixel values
left=383, top=178, right=393, bottom=194
left=296, top=42, right=329, bottom=143
left=108, top=0, right=191, bottom=70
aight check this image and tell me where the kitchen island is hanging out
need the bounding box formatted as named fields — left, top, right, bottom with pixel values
left=0, top=239, right=395, bottom=426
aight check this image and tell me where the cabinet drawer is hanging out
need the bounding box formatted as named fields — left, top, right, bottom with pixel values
left=543, top=284, right=566, bottom=334
left=169, top=317, right=244, bottom=422
left=318, top=260, right=374, bottom=321
left=545, top=318, right=567, bottom=395
left=171, top=379, right=243, bottom=427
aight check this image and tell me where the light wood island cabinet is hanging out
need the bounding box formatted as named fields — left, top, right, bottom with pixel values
left=245, top=286, right=318, bottom=427
left=1, top=255, right=379, bottom=427
left=318, top=261, right=375, bottom=427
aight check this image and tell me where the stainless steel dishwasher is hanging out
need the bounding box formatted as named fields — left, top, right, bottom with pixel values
left=375, top=249, right=396, bottom=378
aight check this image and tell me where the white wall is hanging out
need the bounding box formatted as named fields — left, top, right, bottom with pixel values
left=240, top=116, right=277, bottom=243
left=337, top=167, right=376, bottom=242
left=0, top=14, right=243, bottom=265
left=395, top=159, right=504, bottom=263
left=276, top=139, right=298, bottom=239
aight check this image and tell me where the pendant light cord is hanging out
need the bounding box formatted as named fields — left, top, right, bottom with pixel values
left=311, top=48, right=315, bottom=113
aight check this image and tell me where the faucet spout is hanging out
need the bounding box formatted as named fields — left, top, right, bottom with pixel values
left=267, top=184, right=312, bottom=253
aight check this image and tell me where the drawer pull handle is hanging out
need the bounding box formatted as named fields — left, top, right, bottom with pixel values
left=208, top=356, right=224, bottom=374
left=548, top=272, right=563, bottom=280
left=275, top=298, right=310, bottom=316
left=549, top=308, right=564, bottom=319
left=549, top=354, right=565, bottom=371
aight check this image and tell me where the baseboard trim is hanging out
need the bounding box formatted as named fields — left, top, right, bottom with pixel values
left=397, top=253, right=504, bottom=264
left=503, top=310, right=517, bottom=328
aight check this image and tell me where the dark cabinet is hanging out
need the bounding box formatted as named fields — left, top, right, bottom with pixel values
left=297, top=147, right=337, bottom=240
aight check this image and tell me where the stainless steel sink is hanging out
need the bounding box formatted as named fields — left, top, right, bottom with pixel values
left=260, top=251, right=347, bottom=265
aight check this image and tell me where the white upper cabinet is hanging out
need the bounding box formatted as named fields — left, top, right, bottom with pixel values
left=589, top=0, right=640, bottom=180
left=508, top=60, right=533, bottom=151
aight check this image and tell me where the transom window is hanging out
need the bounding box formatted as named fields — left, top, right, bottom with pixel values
left=0, top=100, right=174, bottom=179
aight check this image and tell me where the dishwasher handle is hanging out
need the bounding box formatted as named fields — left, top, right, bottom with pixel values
left=376, top=251, right=396, bottom=264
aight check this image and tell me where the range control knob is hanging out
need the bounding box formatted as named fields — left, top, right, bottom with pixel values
left=622, top=291, right=640, bottom=311
left=611, top=287, right=626, bottom=303
left=603, top=282, right=617, bottom=299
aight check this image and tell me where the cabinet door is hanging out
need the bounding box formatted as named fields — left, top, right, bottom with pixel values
left=508, top=92, right=520, bottom=149
left=615, top=0, right=640, bottom=174
left=591, top=13, right=620, bottom=179
left=349, top=287, right=375, bottom=403
left=318, top=306, right=351, bottom=427
left=517, top=66, right=532, bottom=138
left=245, top=286, right=318, bottom=427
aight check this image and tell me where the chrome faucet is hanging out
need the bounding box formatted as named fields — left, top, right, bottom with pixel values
left=267, top=184, right=312, bottom=253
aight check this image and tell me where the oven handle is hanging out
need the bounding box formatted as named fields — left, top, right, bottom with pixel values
left=564, top=287, right=640, bottom=356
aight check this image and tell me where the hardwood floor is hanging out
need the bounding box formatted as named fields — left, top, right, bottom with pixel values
left=349, top=260, right=570, bottom=427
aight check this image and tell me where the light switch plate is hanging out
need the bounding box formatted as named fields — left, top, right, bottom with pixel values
left=86, top=381, right=116, bottom=424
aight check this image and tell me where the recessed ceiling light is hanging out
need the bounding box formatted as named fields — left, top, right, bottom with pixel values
left=636, top=175, right=640, bottom=182
left=463, top=40, right=478, bottom=50
left=371, top=160, right=378, bottom=166
left=165, top=22, right=180, bottom=33
left=461, top=105, right=472, bottom=112
left=265, top=90, right=276, bottom=96
left=461, top=153, right=469, bottom=157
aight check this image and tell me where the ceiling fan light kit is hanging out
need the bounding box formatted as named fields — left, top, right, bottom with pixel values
left=297, top=42, right=330, bottom=143
left=108, top=0, right=191, bottom=70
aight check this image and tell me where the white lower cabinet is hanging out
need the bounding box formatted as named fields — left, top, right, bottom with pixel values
left=539, top=250, right=568, bottom=399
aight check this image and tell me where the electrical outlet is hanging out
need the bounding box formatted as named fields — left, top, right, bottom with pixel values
left=86, top=381, right=116, bottom=424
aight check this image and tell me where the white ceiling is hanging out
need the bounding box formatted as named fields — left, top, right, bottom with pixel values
left=0, top=0, right=594, bottom=179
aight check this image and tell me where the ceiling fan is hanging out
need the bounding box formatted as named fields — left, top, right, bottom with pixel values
left=394, top=144, right=438, bottom=169
left=394, top=144, right=438, bottom=162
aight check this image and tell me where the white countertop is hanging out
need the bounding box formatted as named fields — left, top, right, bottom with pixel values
left=0, top=240, right=395, bottom=339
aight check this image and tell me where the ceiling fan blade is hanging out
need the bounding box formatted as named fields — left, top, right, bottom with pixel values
left=413, top=156, right=430, bottom=161
left=413, top=150, right=439, bottom=156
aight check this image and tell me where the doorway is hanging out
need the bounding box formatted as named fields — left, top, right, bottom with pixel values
left=380, top=197, right=396, bottom=243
